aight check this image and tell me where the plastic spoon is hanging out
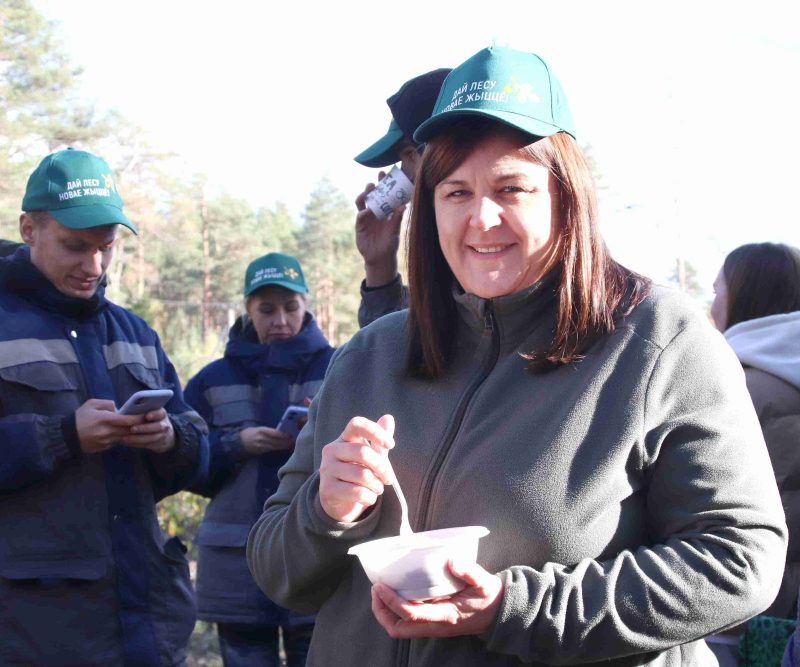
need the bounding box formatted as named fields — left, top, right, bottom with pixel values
left=386, top=462, right=413, bottom=537
left=370, top=414, right=413, bottom=537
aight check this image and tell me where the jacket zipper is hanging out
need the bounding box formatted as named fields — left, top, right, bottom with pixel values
left=396, top=302, right=502, bottom=667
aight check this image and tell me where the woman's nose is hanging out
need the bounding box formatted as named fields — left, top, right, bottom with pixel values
left=470, top=196, right=503, bottom=231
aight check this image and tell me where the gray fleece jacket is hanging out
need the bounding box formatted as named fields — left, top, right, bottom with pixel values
left=247, top=280, right=787, bottom=666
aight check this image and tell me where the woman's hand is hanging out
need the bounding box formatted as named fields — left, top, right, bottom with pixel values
left=370, top=559, right=504, bottom=639
left=319, top=414, right=395, bottom=522
left=240, top=426, right=295, bottom=455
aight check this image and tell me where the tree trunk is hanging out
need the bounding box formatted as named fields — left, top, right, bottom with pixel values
left=201, top=196, right=211, bottom=344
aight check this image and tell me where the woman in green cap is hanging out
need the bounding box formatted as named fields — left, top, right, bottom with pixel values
left=247, top=47, right=787, bottom=666
left=186, top=252, right=334, bottom=666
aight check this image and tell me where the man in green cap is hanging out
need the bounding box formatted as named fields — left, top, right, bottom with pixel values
left=0, top=147, right=209, bottom=666
left=353, top=67, right=450, bottom=328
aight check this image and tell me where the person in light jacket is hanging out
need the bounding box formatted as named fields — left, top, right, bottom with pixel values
left=247, top=46, right=788, bottom=666
left=707, top=243, right=800, bottom=666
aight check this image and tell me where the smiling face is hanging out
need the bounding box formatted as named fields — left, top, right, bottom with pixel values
left=433, top=130, right=558, bottom=299
left=246, top=285, right=307, bottom=344
left=20, top=212, right=116, bottom=299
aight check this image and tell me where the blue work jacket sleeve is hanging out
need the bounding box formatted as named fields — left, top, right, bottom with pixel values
left=183, top=370, right=246, bottom=498
left=143, top=343, right=209, bottom=501
left=0, top=412, right=76, bottom=492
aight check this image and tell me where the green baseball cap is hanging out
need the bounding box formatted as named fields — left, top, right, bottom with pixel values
left=21, top=148, right=137, bottom=234
left=244, top=252, right=308, bottom=297
left=414, top=46, right=575, bottom=143
left=354, top=119, right=405, bottom=169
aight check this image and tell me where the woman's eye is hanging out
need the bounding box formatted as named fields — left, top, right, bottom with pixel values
left=501, top=185, right=525, bottom=193
left=446, top=189, right=468, bottom=198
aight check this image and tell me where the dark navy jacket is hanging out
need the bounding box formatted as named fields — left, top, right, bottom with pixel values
left=185, top=313, right=334, bottom=626
left=0, top=247, right=209, bottom=667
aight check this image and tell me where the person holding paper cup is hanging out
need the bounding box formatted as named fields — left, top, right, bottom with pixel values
left=185, top=252, right=334, bottom=667
left=247, top=46, right=787, bottom=666
left=353, top=67, right=450, bottom=328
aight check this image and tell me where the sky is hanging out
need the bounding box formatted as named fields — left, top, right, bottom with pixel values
left=33, top=0, right=800, bottom=297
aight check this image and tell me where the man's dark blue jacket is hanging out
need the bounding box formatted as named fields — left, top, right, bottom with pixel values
left=185, top=312, right=333, bottom=627
left=0, top=247, right=209, bottom=666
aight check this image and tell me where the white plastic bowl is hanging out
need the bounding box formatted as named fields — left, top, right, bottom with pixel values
left=347, top=526, right=490, bottom=601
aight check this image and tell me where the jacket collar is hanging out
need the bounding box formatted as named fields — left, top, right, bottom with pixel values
left=0, top=245, right=108, bottom=319
left=224, top=312, right=332, bottom=374
left=452, top=269, right=559, bottom=350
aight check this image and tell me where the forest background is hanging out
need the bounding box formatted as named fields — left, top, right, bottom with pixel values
left=2, top=1, right=797, bottom=663
left=1, top=3, right=365, bottom=662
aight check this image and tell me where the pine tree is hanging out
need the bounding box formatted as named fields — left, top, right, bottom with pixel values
left=256, top=201, right=298, bottom=256
left=0, top=0, right=115, bottom=237
left=298, top=178, right=361, bottom=344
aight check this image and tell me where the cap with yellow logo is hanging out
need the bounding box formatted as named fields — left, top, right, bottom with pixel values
left=244, top=252, right=308, bottom=297
left=21, top=147, right=137, bottom=234
left=414, top=46, right=575, bottom=143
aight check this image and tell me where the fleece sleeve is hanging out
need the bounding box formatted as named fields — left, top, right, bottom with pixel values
left=482, top=322, right=788, bottom=664
left=246, top=347, right=384, bottom=613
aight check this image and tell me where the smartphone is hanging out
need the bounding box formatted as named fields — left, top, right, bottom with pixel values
left=276, top=405, right=309, bottom=438
left=117, top=389, right=174, bottom=415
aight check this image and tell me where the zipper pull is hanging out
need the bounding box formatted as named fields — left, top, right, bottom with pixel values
left=483, top=301, right=494, bottom=333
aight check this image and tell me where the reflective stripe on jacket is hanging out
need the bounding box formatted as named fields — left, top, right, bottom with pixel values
left=0, top=247, right=209, bottom=666
left=185, top=313, right=334, bottom=625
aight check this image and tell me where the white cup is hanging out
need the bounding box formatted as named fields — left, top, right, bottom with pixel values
left=348, top=525, right=489, bottom=601
left=365, top=165, right=414, bottom=220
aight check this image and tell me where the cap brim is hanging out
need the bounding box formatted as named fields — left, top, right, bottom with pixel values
left=413, top=108, right=572, bottom=144
left=245, top=280, right=308, bottom=297
left=50, top=203, right=138, bottom=235
left=354, top=125, right=405, bottom=168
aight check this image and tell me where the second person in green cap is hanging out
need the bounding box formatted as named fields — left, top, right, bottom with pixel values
left=184, top=252, right=334, bottom=667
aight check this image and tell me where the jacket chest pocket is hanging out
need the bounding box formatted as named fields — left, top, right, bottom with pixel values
left=0, top=361, right=83, bottom=416
left=205, top=384, right=260, bottom=427
left=104, top=341, right=170, bottom=398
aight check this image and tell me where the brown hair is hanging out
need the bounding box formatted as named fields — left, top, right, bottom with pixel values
left=723, top=242, right=800, bottom=330
left=405, top=117, right=650, bottom=378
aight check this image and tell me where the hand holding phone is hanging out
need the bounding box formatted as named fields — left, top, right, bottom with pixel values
left=276, top=406, right=309, bottom=438
left=117, top=389, right=174, bottom=416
